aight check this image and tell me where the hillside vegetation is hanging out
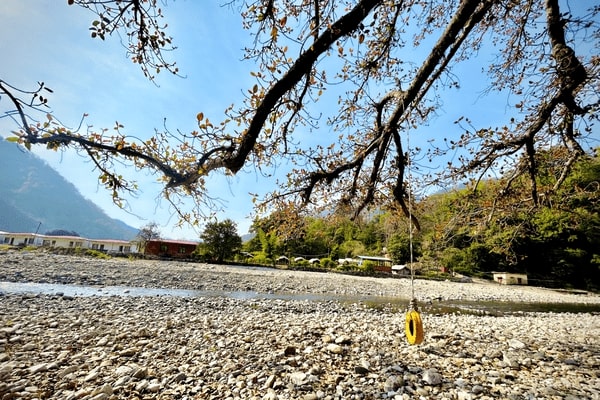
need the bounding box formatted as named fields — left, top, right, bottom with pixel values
left=243, top=148, right=600, bottom=291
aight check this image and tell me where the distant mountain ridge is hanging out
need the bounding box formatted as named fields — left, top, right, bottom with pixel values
left=0, top=139, right=138, bottom=240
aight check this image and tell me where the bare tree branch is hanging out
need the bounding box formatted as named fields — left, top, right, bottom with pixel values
left=2, top=0, right=598, bottom=228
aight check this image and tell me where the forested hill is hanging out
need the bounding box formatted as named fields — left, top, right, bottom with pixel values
left=0, top=139, right=138, bottom=240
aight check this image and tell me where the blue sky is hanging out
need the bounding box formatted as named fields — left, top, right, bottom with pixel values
left=0, top=0, right=266, bottom=238
left=1, top=1, right=598, bottom=239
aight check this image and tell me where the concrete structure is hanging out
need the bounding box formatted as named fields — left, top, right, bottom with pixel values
left=1, top=231, right=137, bottom=254
left=2, top=232, right=42, bottom=247
left=492, top=272, right=528, bottom=285
left=88, top=238, right=137, bottom=254
left=392, top=264, right=411, bottom=276
left=40, top=235, right=85, bottom=249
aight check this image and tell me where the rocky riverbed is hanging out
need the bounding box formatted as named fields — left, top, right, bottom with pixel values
left=0, top=251, right=599, bottom=399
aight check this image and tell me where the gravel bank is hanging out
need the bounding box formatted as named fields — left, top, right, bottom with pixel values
left=1, top=252, right=599, bottom=399
left=1, top=252, right=599, bottom=304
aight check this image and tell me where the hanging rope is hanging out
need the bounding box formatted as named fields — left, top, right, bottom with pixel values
left=404, top=131, right=424, bottom=345
left=408, top=165, right=415, bottom=300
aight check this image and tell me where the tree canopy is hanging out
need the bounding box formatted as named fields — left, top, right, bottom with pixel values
left=45, top=229, right=81, bottom=237
left=241, top=148, right=599, bottom=290
left=199, top=219, right=243, bottom=262
left=135, top=221, right=161, bottom=253
left=1, top=0, right=598, bottom=229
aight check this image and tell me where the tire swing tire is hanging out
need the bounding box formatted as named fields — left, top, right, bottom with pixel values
left=405, top=309, right=424, bottom=345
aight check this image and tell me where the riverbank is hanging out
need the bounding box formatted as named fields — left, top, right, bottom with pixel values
left=1, top=251, right=599, bottom=399
left=1, top=251, right=599, bottom=304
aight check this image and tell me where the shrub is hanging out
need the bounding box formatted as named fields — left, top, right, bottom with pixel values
left=440, top=247, right=470, bottom=275
left=85, top=249, right=111, bottom=259
left=294, top=259, right=310, bottom=268
left=361, top=260, right=376, bottom=274
left=23, top=246, right=38, bottom=252
left=250, top=253, right=273, bottom=266
left=336, top=260, right=361, bottom=272
left=320, top=257, right=337, bottom=269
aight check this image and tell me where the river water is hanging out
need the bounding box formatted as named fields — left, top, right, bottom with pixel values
left=1, top=281, right=599, bottom=315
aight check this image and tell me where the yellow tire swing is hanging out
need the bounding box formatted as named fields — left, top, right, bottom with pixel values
left=403, top=134, right=424, bottom=346
left=405, top=298, right=424, bottom=345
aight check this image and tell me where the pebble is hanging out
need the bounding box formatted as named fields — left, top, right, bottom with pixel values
left=0, top=251, right=598, bottom=399
left=2, top=251, right=599, bottom=305
left=422, top=368, right=443, bottom=385
left=325, top=343, right=344, bottom=354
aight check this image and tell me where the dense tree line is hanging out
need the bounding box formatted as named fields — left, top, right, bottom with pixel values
left=45, top=230, right=81, bottom=237
left=237, top=149, right=599, bottom=291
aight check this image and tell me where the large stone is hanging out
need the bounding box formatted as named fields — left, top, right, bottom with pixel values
left=114, top=365, right=133, bottom=377
left=326, top=343, right=343, bottom=354
left=383, top=375, right=404, bottom=392
left=507, top=338, right=526, bottom=349
left=147, top=382, right=161, bottom=392
left=422, top=368, right=443, bottom=385
left=289, top=371, right=307, bottom=385
left=28, top=363, right=48, bottom=374
left=83, top=366, right=101, bottom=382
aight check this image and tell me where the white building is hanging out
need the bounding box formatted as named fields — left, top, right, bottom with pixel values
left=392, top=264, right=411, bottom=276
left=1, top=231, right=136, bottom=253
left=492, top=272, right=528, bottom=285
left=1, top=232, right=41, bottom=246
left=87, top=238, right=136, bottom=254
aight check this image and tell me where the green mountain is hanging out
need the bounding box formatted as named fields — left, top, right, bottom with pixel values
left=0, top=139, right=138, bottom=240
